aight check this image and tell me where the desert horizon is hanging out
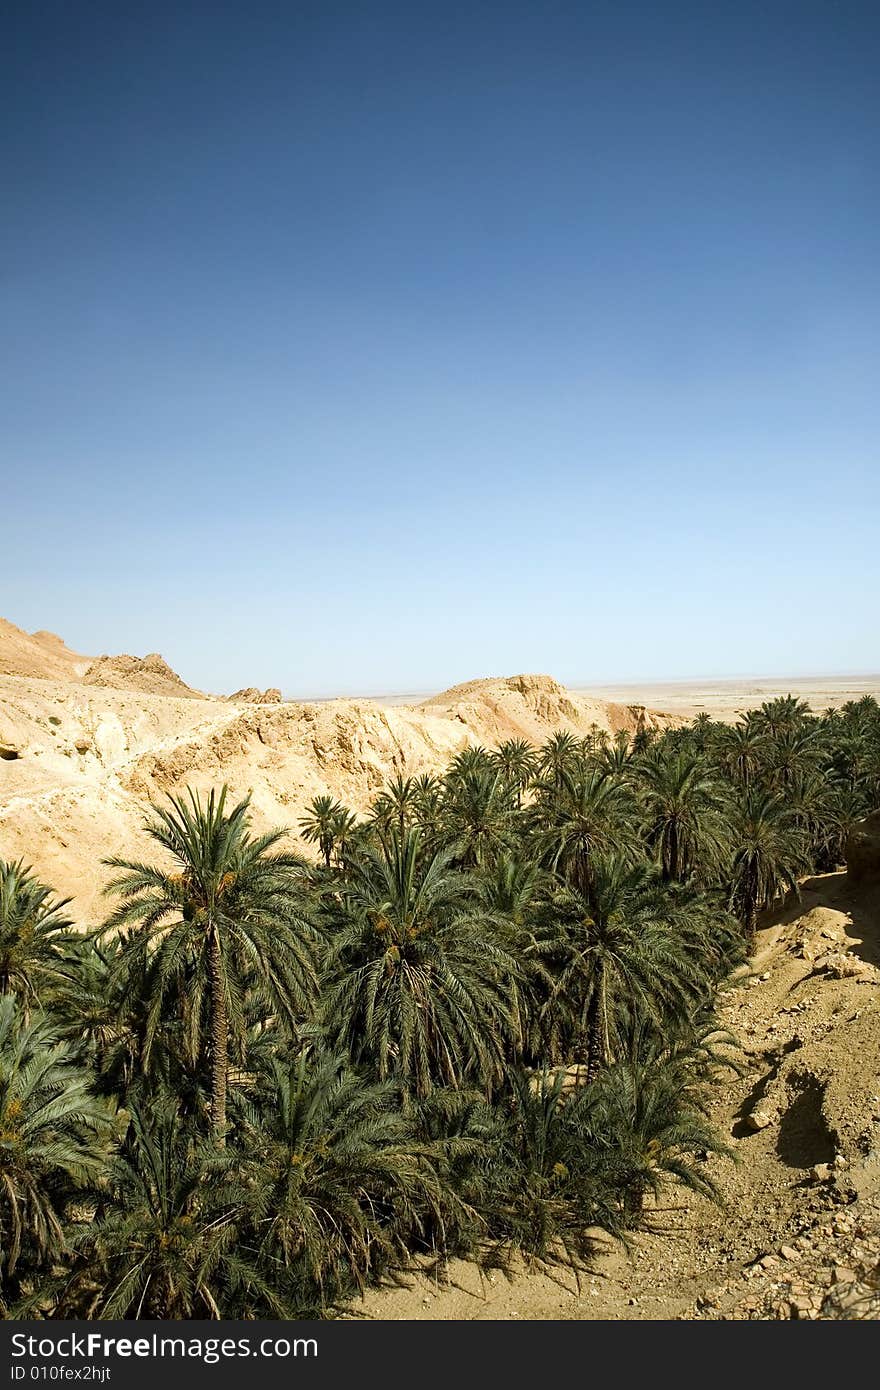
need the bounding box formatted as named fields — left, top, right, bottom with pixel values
left=365, top=672, right=880, bottom=716
left=7, top=610, right=878, bottom=715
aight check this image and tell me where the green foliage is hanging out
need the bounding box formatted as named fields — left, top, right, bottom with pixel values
left=0, top=997, right=113, bottom=1310
left=239, top=1050, right=460, bottom=1309
left=322, top=829, right=521, bottom=1096
left=100, top=786, right=320, bottom=1137
left=60, top=1102, right=280, bottom=1319
left=0, top=861, right=74, bottom=1011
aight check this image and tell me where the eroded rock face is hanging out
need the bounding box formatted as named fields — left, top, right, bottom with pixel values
left=82, top=653, right=201, bottom=699
left=846, top=809, right=880, bottom=886
left=227, top=687, right=282, bottom=704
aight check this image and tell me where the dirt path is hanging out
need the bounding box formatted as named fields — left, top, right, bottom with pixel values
left=355, top=873, right=880, bottom=1320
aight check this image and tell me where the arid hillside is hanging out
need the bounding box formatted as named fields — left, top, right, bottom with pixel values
left=0, top=624, right=673, bottom=923
left=0, top=617, right=93, bottom=682
left=419, top=672, right=671, bottom=743
left=0, top=615, right=203, bottom=699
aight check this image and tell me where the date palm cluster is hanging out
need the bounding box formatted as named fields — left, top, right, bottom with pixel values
left=1, top=694, right=878, bottom=1318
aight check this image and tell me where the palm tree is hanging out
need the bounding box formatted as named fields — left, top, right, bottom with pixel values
left=242, top=1050, right=452, bottom=1307
left=324, top=829, right=520, bottom=1097
left=534, top=765, right=634, bottom=894
left=48, top=934, right=149, bottom=1099
left=767, top=725, right=822, bottom=792
left=690, top=711, right=720, bottom=754
left=828, top=731, right=878, bottom=797
left=64, top=1102, right=279, bottom=1319
left=370, top=774, right=418, bottom=841
left=537, top=730, right=582, bottom=793
left=719, top=718, right=767, bottom=789
left=446, top=745, right=496, bottom=782
left=0, top=998, right=111, bottom=1306
left=411, top=773, right=444, bottom=837
left=101, top=786, right=319, bottom=1141
left=480, top=1069, right=623, bottom=1270
left=0, top=861, right=73, bottom=1012
left=581, top=1053, right=731, bottom=1219
left=598, top=729, right=635, bottom=778
left=328, top=804, right=359, bottom=871
left=482, top=851, right=548, bottom=928
left=786, top=767, right=835, bottom=851
left=52, top=933, right=216, bottom=1115
left=493, top=739, right=537, bottom=808
left=299, top=794, right=344, bottom=869
left=819, top=782, right=871, bottom=870
left=637, top=750, right=730, bottom=883
left=758, top=695, right=812, bottom=738
left=544, top=857, right=711, bottom=1084
left=440, top=766, right=515, bottom=868
left=727, top=790, right=808, bottom=944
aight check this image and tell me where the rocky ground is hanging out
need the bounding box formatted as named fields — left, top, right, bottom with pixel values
left=356, top=870, right=880, bottom=1321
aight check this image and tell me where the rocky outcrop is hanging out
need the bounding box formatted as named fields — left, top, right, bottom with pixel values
left=846, top=809, right=880, bottom=886
left=420, top=673, right=678, bottom=743
left=82, top=653, right=202, bottom=700
left=227, top=687, right=283, bottom=704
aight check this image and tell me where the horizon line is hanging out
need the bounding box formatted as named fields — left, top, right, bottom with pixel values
left=285, top=668, right=880, bottom=704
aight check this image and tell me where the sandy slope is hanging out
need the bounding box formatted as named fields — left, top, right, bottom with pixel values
left=0, top=618, right=92, bottom=682
left=355, top=872, right=880, bottom=1321
left=0, top=668, right=670, bottom=924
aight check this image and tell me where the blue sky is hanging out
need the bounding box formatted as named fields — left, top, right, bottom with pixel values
left=3, top=1, right=878, bottom=696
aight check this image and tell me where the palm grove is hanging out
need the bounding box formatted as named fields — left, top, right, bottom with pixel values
left=1, top=695, right=878, bottom=1317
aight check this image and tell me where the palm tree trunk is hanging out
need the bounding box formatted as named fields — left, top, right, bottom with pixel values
left=585, top=964, right=605, bottom=1084
left=574, top=846, right=591, bottom=897
left=746, top=900, right=759, bottom=953
left=207, top=922, right=228, bottom=1144
left=667, top=820, right=679, bottom=881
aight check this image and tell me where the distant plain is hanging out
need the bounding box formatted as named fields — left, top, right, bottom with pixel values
left=369, top=674, right=880, bottom=722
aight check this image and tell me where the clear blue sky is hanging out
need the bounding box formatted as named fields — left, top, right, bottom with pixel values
left=3, top=1, right=878, bottom=696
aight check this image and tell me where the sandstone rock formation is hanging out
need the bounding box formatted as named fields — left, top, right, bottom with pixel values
left=82, top=652, right=202, bottom=699
left=227, top=687, right=283, bottom=704
left=421, top=672, right=676, bottom=744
